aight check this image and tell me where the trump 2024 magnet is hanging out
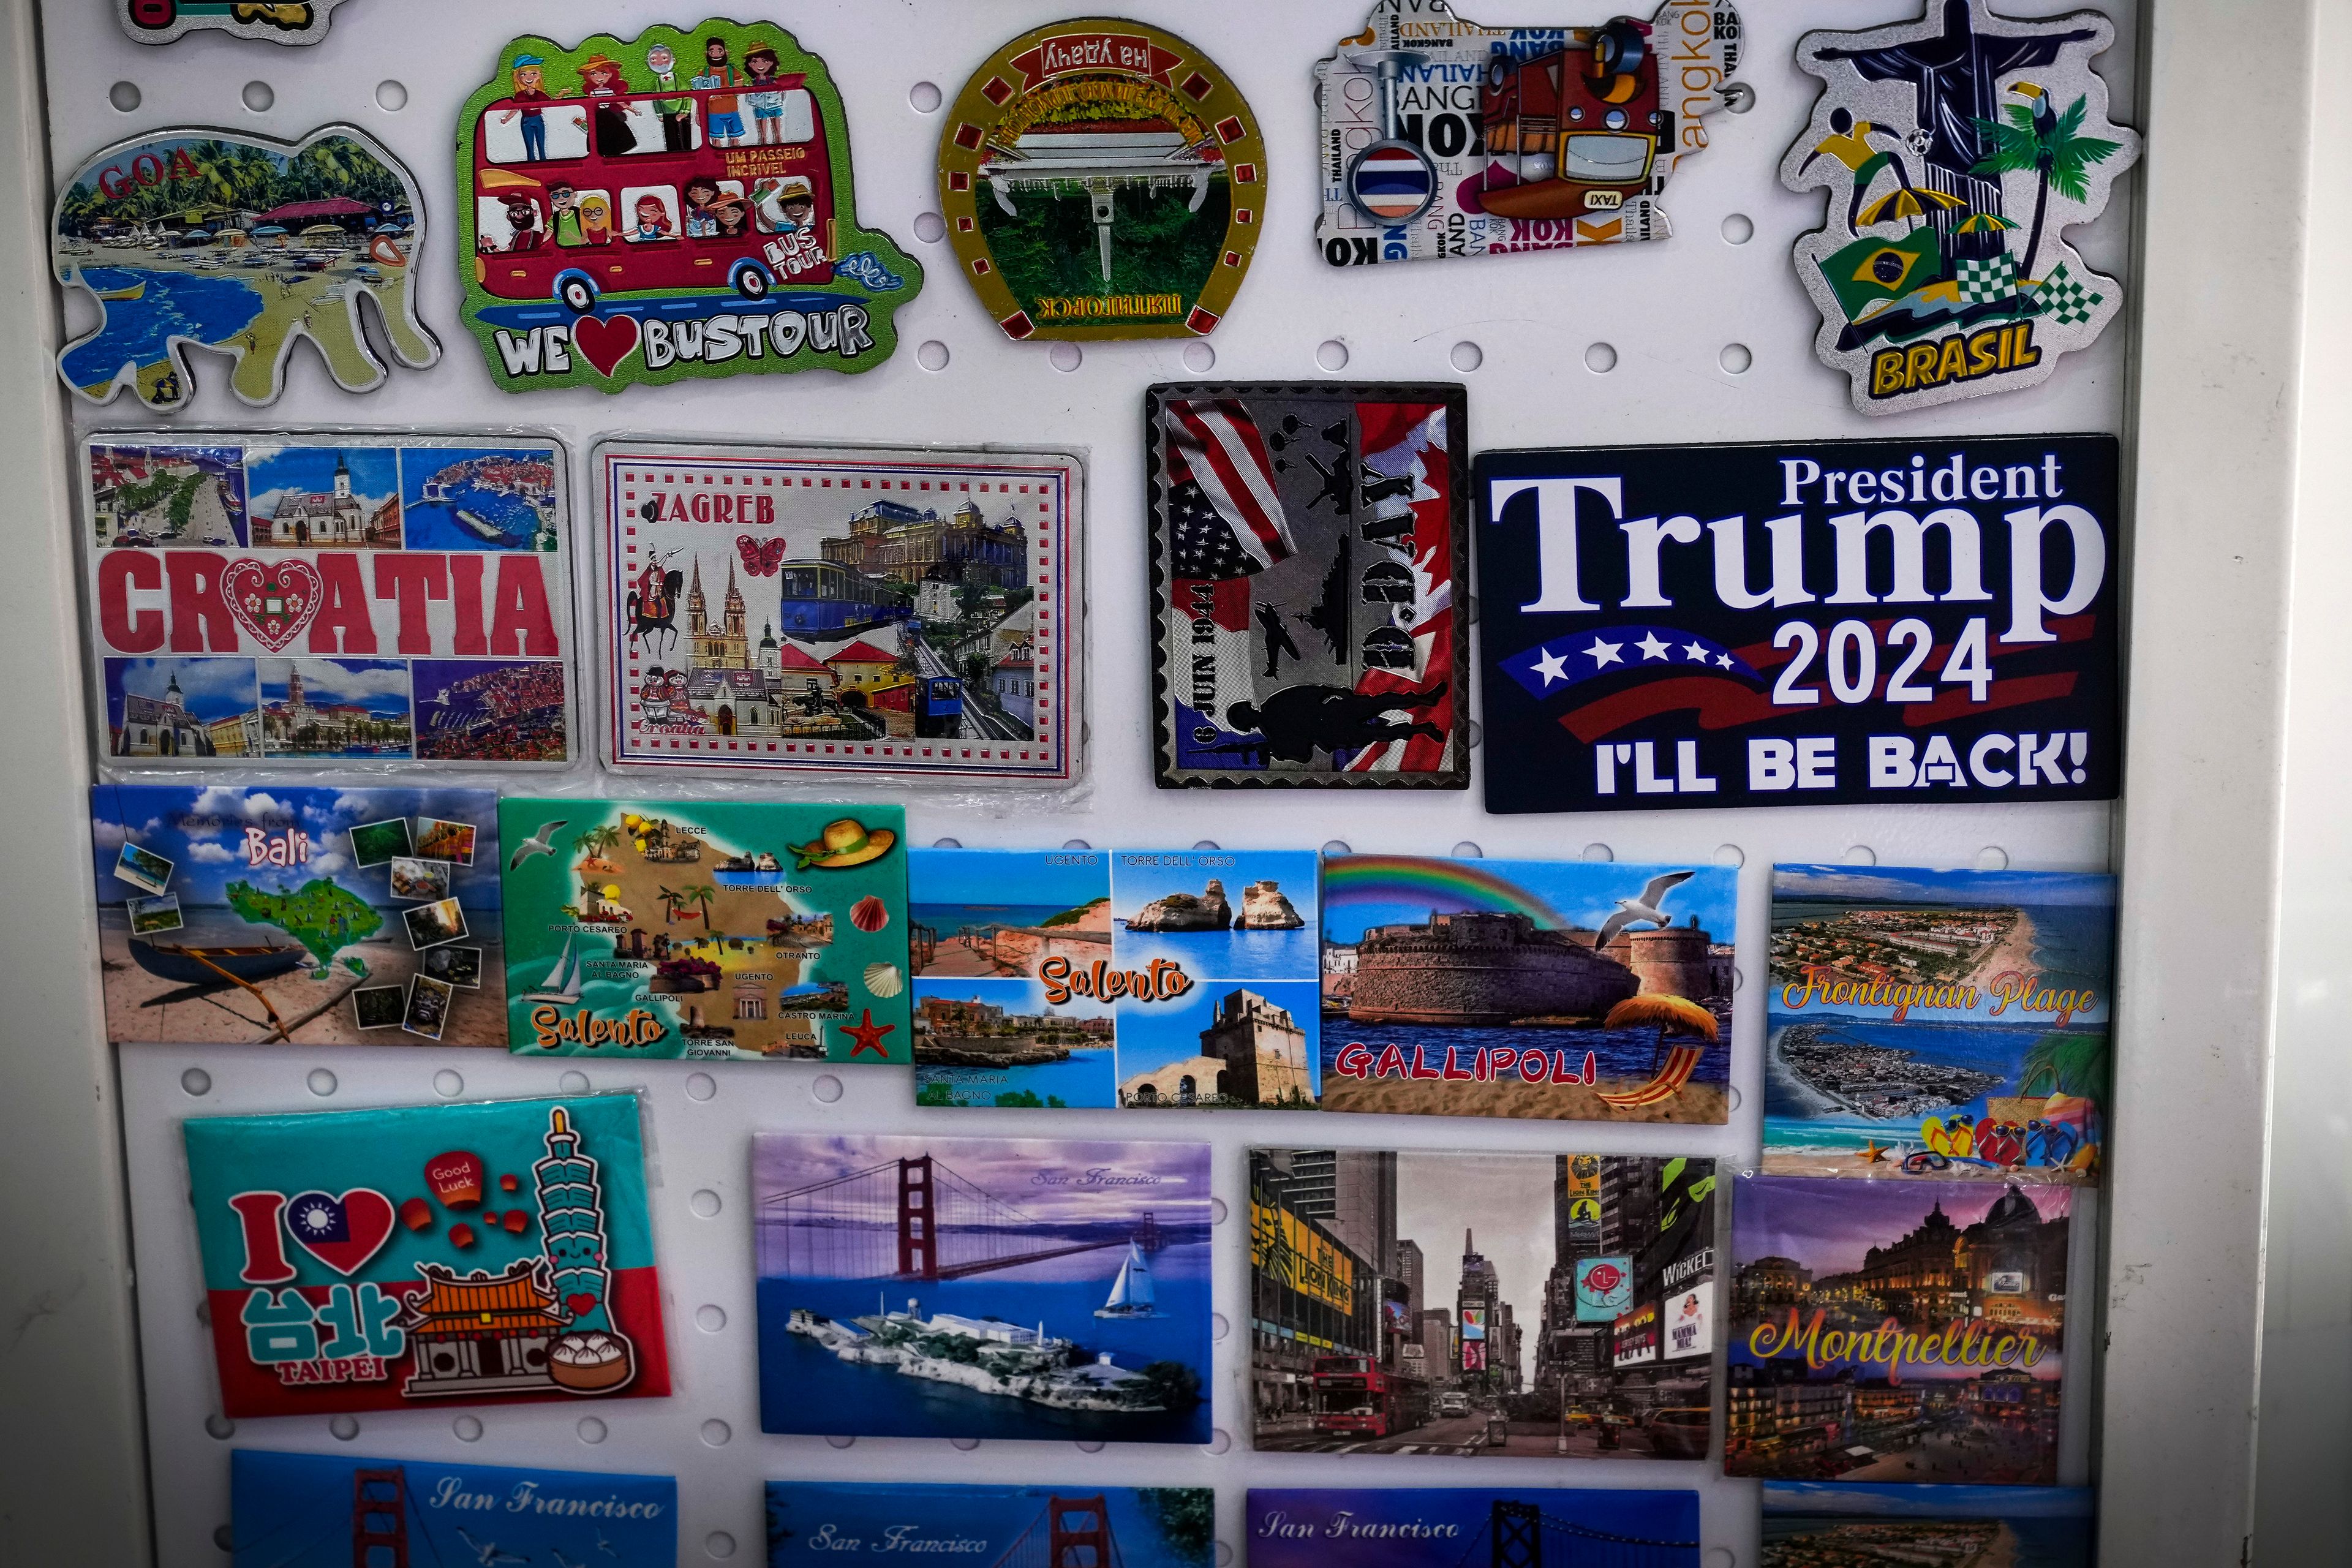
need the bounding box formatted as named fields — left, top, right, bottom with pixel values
left=1784, top=0, right=2139, bottom=413
left=940, top=19, right=1265, bottom=341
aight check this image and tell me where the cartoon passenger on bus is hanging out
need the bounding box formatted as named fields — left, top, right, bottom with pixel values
left=752, top=176, right=814, bottom=235
left=744, top=43, right=789, bottom=146
left=578, top=193, right=614, bottom=246
left=695, top=36, right=745, bottom=149
left=548, top=180, right=583, bottom=246
left=646, top=42, right=694, bottom=153
left=630, top=193, right=676, bottom=243
left=578, top=54, right=638, bottom=157
left=682, top=176, right=722, bottom=238
left=500, top=192, right=545, bottom=252
left=501, top=54, right=559, bottom=162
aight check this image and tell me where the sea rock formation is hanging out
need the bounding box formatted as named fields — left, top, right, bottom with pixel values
left=1238, top=880, right=1304, bottom=929
left=1128, top=878, right=1231, bottom=931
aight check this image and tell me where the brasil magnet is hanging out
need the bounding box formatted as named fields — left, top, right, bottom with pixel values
left=940, top=18, right=1265, bottom=341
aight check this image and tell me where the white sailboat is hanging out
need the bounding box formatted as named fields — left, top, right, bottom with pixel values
left=522, top=933, right=582, bottom=1003
left=1095, top=1242, right=1157, bottom=1319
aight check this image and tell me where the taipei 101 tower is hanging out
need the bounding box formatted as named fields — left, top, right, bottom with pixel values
left=536, top=1106, right=637, bottom=1392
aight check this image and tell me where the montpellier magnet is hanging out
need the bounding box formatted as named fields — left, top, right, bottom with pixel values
left=120, top=0, right=356, bottom=45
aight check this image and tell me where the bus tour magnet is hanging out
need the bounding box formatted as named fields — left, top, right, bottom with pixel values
left=939, top=19, right=1265, bottom=341
left=120, top=1, right=356, bottom=45
left=1783, top=0, right=2139, bottom=414
left=1316, top=0, right=1743, bottom=269
left=53, top=127, right=437, bottom=411
left=456, top=20, right=922, bottom=394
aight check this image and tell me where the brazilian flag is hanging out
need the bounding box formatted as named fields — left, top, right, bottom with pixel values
left=1818, top=225, right=1945, bottom=326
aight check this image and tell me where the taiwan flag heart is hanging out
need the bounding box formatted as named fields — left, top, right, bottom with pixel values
left=282, top=1189, right=397, bottom=1276
left=736, top=534, right=788, bottom=576
left=221, top=558, right=323, bottom=652
left=570, top=313, right=641, bottom=378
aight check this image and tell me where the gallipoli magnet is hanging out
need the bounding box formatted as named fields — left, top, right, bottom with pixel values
left=1763, top=1483, right=2094, bottom=1568
left=597, top=441, right=1081, bottom=783
left=499, top=797, right=910, bottom=1062
left=1476, top=434, right=2121, bottom=813
left=1316, top=0, right=1743, bottom=269
left=770, top=1484, right=1212, bottom=1568
left=1784, top=0, right=2139, bottom=413
left=1251, top=1490, right=1700, bottom=1568
left=184, top=1093, right=671, bottom=1418
left=939, top=19, right=1264, bottom=340
left=1149, top=383, right=1469, bottom=788
left=909, top=847, right=1321, bottom=1110
left=456, top=21, right=921, bottom=393
left=232, top=1449, right=676, bottom=1566
left=120, top=0, right=355, bottom=45
left=1250, top=1148, right=1716, bottom=1456
left=91, top=785, right=504, bottom=1046
left=754, top=1133, right=1212, bottom=1443
left=1321, top=856, right=1733, bottom=1122
left=85, top=434, right=573, bottom=766
left=54, top=127, right=437, bottom=410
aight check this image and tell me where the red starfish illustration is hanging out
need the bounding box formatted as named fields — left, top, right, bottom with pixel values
left=840, top=1008, right=895, bottom=1058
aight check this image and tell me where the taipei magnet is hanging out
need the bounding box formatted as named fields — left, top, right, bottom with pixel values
left=1783, top=0, right=2139, bottom=413
left=53, top=127, right=438, bottom=411
left=120, top=1, right=356, bottom=46
left=1315, top=0, right=1743, bottom=269
left=456, top=21, right=922, bottom=393
left=940, top=20, right=1265, bottom=340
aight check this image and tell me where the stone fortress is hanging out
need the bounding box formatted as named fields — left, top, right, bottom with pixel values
left=1346, top=910, right=1732, bottom=1025
left=1120, top=987, right=1314, bottom=1109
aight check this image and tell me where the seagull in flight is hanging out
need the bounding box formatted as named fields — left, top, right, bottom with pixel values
left=456, top=1528, right=529, bottom=1566
left=555, top=1552, right=588, bottom=1568
left=598, top=1527, right=619, bottom=1556
left=509, top=819, right=569, bottom=871
left=1594, top=870, right=1697, bottom=949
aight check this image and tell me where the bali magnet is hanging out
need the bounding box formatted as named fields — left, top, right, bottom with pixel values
left=1783, top=0, right=2139, bottom=413
left=455, top=20, right=922, bottom=394
left=53, top=127, right=437, bottom=411
left=119, top=1, right=356, bottom=45
left=939, top=19, right=1265, bottom=340
left=1314, top=0, right=1743, bottom=269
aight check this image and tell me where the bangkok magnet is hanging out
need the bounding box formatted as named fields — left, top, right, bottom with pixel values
left=120, top=1, right=356, bottom=46
left=940, top=19, right=1265, bottom=340
left=53, top=127, right=437, bottom=410
left=1315, top=0, right=1743, bottom=269
left=1783, top=0, right=2139, bottom=413
left=456, top=20, right=922, bottom=393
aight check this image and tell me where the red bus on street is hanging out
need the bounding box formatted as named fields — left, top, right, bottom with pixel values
left=1312, top=1356, right=1431, bottom=1439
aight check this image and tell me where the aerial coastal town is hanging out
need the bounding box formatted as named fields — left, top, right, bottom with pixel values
left=1770, top=907, right=2029, bottom=992
left=1775, top=1025, right=2004, bottom=1119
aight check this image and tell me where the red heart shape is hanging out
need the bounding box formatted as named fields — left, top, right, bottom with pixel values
left=221, top=558, right=323, bottom=652
left=565, top=1292, right=600, bottom=1316
left=570, top=314, right=641, bottom=378
left=282, top=1189, right=398, bottom=1276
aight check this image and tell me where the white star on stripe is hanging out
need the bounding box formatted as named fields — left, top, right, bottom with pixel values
left=1684, top=641, right=1710, bottom=661
left=1636, top=633, right=1670, bottom=661
left=1586, top=638, right=1623, bottom=669
left=1532, top=648, right=1570, bottom=686
left=1716, top=654, right=1735, bottom=669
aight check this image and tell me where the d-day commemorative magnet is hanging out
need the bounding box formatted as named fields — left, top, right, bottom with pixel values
left=456, top=20, right=922, bottom=393
left=1783, top=0, right=2139, bottom=413
left=1315, top=0, right=1743, bottom=269
left=120, top=1, right=355, bottom=45
left=940, top=18, right=1265, bottom=341
left=53, top=127, right=437, bottom=410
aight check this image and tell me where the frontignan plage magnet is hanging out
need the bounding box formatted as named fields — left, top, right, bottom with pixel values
left=119, top=0, right=355, bottom=45
left=940, top=18, right=1265, bottom=341
left=1782, top=0, right=2139, bottom=414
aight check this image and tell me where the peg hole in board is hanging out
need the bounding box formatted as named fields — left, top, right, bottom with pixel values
left=1321, top=841, right=1351, bottom=856
left=813, top=1075, right=844, bottom=1104
left=696, top=1305, right=727, bottom=1333
left=709, top=1531, right=741, bottom=1559
left=1050, top=342, right=1084, bottom=372
left=1205, top=1428, right=1232, bottom=1455
left=204, top=1415, right=233, bottom=1440
left=577, top=1417, right=607, bottom=1444
left=109, top=82, right=141, bottom=113
left=181, top=1068, right=211, bottom=1096
left=910, top=81, right=943, bottom=113
left=690, top=1189, right=722, bottom=1218
left=1721, top=213, right=1754, bottom=244
left=1721, top=342, right=1753, bottom=374
left=1978, top=846, right=2011, bottom=870
left=1582, top=843, right=1614, bottom=862
left=1193, top=840, right=1220, bottom=851
left=1715, top=844, right=1745, bottom=867
left=1585, top=342, right=1618, bottom=373
left=914, top=211, right=946, bottom=244
left=933, top=837, right=963, bottom=848
left=1316, top=339, right=1349, bottom=372
left=306, top=1068, right=336, bottom=1097
left=1212, top=1313, right=1230, bottom=1341
left=329, top=1414, right=359, bottom=1441
left=1183, top=342, right=1216, bottom=373
left=1450, top=341, right=1483, bottom=372
left=952, top=1437, right=982, bottom=1451
left=687, top=1072, right=717, bottom=1102
left=1210, top=1197, right=1229, bottom=1224
left=559, top=1070, right=589, bottom=1093
left=241, top=81, right=275, bottom=113
left=1844, top=845, right=1877, bottom=865
left=1063, top=839, right=1092, bottom=850
left=826, top=1434, right=857, bottom=1450
left=917, top=340, right=951, bottom=372
left=1452, top=842, right=1483, bottom=858
left=454, top=1415, right=483, bottom=1441
left=1076, top=1441, right=1106, bottom=1453
left=701, top=1419, right=732, bottom=1447
left=374, top=80, right=408, bottom=113
left=215, top=1526, right=233, bottom=1551
left=432, top=1070, right=463, bottom=1098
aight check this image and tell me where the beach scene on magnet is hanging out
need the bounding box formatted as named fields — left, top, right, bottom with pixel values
left=754, top=1133, right=1212, bottom=1444
left=457, top=20, right=921, bottom=393
left=1782, top=0, right=2140, bottom=413
left=1149, top=385, right=1468, bottom=789
left=1249, top=1489, right=1702, bottom=1568
left=183, top=1093, right=669, bottom=1419
left=89, top=784, right=503, bottom=1046
left=601, top=443, right=1078, bottom=782
left=499, top=798, right=910, bottom=1062
left=767, top=1483, right=1213, bottom=1568
left=1763, top=1483, right=2093, bottom=1568
left=910, top=847, right=1320, bottom=1110
left=1316, top=0, right=1741, bottom=268
left=87, top=435, right=572, bottom=766
left=1765, top=864, right=2114, bottom=1182
left=231, top=1449, right=676, bottom=1567
left=120, top=0, right=356, bottom=45
left=1729, top=1174, right=2070, bottom=1484
left=1321, top=856, right=1735, bottom=1122
left=53, top=127, right=437, bottom=410
left=1250, top=1148, right=1717, bottom=1458
left=939, top=18, right=1264, bottom=341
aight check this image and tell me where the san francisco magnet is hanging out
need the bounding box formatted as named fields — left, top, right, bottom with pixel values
left=939, top=19, right=1265, bottom=341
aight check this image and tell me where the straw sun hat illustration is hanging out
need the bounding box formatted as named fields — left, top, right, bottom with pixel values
left=788, top=818, right=896, bottom=870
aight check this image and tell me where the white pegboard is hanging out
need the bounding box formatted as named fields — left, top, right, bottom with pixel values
left=37, top=0, right=2135, bottom=1564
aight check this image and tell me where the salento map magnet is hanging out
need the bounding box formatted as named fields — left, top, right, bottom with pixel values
left=1783, top=0, right=2139, bottom=413
left=1321, top=856, right=1733, bottom=1122
left=940, top=20, right=1264, bottom=341
left=54, top=127, right=437, bottom=410
left=500, top=798, right=911, bottom=1062
left=86, top=434, right=574, bottom=766
left=91, top=785, right=503, bottom=1046
left=909, top=846, right=1321, bottom=1110
left=232, top=1450, right=676, bottom=1567
left=1148, top=383, right=1469, bottom=789
left=1251, top=1490, right=1701, bottom=1568
left=754, top=1133, right=1212, bottom=1444
left=184, top=1093, right=671, bottom=1418
left=121, top=0, right=355, bottom=45
left=1250, top=1148, right=1717, bottom=1457
left=598, top=442, right=1081, bottom=783
left=1316, top=0, right=1743, bottom=269
left=769, top=1483, right=1213, bottom=1568
left=457, top=21, right=921, bottom=393
left=1475, top=435, right=2121, bottom=813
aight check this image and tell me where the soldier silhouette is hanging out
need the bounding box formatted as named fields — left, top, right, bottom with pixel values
left=1256, top=603, right=1302, bottom=678
left=1216, top=680, right=1449, bottom=765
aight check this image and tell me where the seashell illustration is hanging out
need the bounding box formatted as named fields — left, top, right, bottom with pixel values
left=863, top=962, right=904, bottom=998
left=851, top=895, right=891, bottom=933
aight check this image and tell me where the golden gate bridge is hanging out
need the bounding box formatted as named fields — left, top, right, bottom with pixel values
left=981, top=1494, right=1127, bottom=1568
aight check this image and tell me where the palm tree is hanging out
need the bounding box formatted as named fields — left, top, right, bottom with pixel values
left=1971, top=87, right=2123, bottom=282
left=657, top=886, right=686, bottom=925
left=683, top=884, right=718, bottom=927
left=2017, top=1030, right=2106, bottom=1100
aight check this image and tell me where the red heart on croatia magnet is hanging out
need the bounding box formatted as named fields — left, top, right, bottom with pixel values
left=282, top=1189, right=398, bottom=1276
left=221, top=557, right=322, bottom=652
left=570, top=313, right=641, bottom=378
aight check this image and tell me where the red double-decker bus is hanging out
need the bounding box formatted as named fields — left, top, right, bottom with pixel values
left=1477, top=20, right=1664, bottom=221
left=1311, top=1355, right=1430, bottom=1439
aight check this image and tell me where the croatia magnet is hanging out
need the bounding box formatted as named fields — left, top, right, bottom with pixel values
left=1784, top=0, right=2139, bottom=413
left=940, top=19, right=1264, bottom=340
left=53, top=127, right=437, bottom=410
left=456, top=21, right=922, bottom=393
left=120, top=1, right=355, bottom=45
left=1316, top=0, right=1743, bottom=269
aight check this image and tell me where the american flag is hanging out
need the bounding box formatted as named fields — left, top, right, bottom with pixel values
left=1163, top=399, right=1296, bottom=579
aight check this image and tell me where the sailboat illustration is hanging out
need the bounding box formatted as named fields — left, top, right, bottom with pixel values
left=1095, top=1242, right=1158, bottom=1319
left=523, top=933, right=582, bottom=1004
